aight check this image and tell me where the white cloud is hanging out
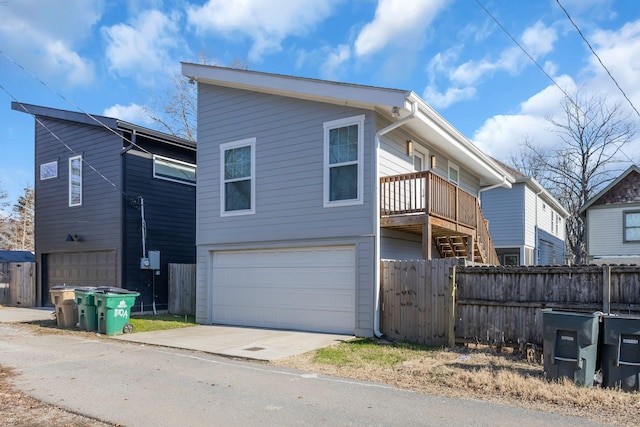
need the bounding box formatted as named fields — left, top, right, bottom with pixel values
left=423, top=85, right=476, bottom=109
left=103, top=103, right=153, bottom=126
left=0, top=0, right=100, bottom=86
left=521, top=21, right=558, bottom=59
left=354, top=0, right=449, bottom=57
left=102, top=10, right=184, bottom=84
left=473, top=75, right=577, bottom=160
left=186, top=0, right=337, bottom=62
left=426, top=21, right=558, bottom=110
left=320, top=45, right=351, bottom=80
left=588, top=20, right=640, bottom=110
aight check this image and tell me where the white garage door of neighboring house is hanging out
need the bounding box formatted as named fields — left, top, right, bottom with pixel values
left=211, top=246, right=356, bottom=334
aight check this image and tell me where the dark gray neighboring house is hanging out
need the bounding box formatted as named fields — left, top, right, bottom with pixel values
left=12, top=102, right=196, bottom=309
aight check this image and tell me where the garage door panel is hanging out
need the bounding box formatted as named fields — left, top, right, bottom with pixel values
left=211, top=246, right=356, bottom=334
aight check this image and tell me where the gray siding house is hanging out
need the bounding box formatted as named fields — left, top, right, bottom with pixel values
left=480, top=162, right=568, bottom=265
left=580, top=165, right=640, bottom=265
left=12, top=102, right=196, bottom=310
left=182, top=64, right=514, bottom=337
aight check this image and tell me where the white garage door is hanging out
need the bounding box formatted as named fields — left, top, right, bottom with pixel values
left=211, top=246, right=355, bottom=334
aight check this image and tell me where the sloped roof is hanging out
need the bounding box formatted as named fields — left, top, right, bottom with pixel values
left=182, top=63, right=514, bottom=189
left=0, top=251, right=34, bottom=263
left=10, top=102, right=196, bottom=151
left=490, top=158, right=569, bottom=217
left=579, top=165, right=640, bottom=215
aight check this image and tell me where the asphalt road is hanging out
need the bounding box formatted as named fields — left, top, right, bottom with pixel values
left=0, top=324, right=607, bottom=427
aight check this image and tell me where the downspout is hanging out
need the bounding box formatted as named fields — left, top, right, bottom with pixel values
left=476, top=176, right=509, bottom=203
left=373, top=101, right=417, bottom=338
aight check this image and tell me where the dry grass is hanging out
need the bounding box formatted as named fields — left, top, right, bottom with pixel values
left=274, top=340, right=640, bottom=427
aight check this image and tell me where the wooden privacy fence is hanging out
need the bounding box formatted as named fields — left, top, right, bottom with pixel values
left=168, top=263, right=196, bottom=316
left=455, top=264, right=640, bottom=348
left=0, top=262, right=35, bottom=307
left=380, top=258, right=461, bottom=346
left=380, top=261, right=640, bottom=348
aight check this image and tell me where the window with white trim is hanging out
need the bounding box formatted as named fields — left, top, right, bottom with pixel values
left=153, top=155, right=196, bottom=186
left=624, top=211, right=640, bottom=242
left=323, top=115, right=365, bottom=207
left=69, top=155, right=82, bottom=207
left=448, top=161, right=459, bottom=185
left=220, top=138, right=255, bottom=216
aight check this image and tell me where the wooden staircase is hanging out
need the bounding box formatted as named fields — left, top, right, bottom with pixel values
left=435, top=235, right=489, bottom=264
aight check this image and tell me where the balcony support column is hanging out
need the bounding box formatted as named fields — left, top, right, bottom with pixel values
left=467, top=233, right=475, bottom=262
left=422, top=217, right=432, bottom=259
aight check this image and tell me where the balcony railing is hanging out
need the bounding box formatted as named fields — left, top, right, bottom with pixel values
left=380, top=171, right=477, bottom=228
left=380, top=170, right=499, bottom=264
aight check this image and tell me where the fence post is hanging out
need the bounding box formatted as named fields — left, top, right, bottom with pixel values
left=602, top=264, right=611, bottom=314
left=447, top=265, right=457, bottom=348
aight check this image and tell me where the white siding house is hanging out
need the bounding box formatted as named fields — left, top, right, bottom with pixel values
left=580, top=165, right=640, bottom=265
left=182, top=64, right=513, bottom=337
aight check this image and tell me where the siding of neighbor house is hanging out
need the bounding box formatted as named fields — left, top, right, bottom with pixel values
left=481, top=185, right=525, bottom=247
left=195, top=84, right=376, bottom=335
left=122, top=149, right=196, bottom=311
left=587, top=204, right=640, bottom=257
left=35, top=115, right=123, bottom=302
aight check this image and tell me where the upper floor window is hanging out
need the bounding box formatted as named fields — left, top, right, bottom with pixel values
left=153, top=155, right=196, bottom=186
left=624, top=211, right=640, bottom=242
left=448, top=161, right=459, bottom=185
left=220, top=138, right=255, bottom=216
left=323, top=115, right=364, bottom=207
left=69, top=155, right=82, bottom=207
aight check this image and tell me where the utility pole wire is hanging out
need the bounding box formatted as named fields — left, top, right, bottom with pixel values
left=555, top=0, right=640, bottom=121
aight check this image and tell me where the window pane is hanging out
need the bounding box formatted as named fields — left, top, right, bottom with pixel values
left=329, top=164, right=357, bottom=201
left=154, top=157, right=196, bottom=184
left=626, top=212, right=640, bottom=227
left=225, top=146, right=251, bottom=180
left=225, top=180, right=251, bottom=211
left=329, top=124, right=358, bottom=164
left=449, top=167, right=458, bottom=183
left=626, top=227, right=640, bottom=241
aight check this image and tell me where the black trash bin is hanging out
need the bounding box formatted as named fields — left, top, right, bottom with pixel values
left=601, top=314, right=640, bottom=391
left=542, top=309, right=601, bottom=387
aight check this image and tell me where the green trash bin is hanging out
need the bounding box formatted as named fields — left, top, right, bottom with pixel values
left=75, top=287, right=98, bottom=332
left=601, top=314, right=640, bottom=391
left=49, top=285, right=79, bottom=328
left=542, top=309, right=601, bottom=387
left=95, top=287, right=140, bottom=336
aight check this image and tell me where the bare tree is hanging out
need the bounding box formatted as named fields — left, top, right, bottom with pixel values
left=512, top=89, right=636, bottom=265
left=0, top=186, right=34, bottom=251
left=144, top=53, right=248, bottom=142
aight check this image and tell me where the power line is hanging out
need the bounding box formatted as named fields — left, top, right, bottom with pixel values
left=1, top=82, right=132, bottom=200
left=555, top=0, right=640, bottom=121
left=475, top=0, right=636, bottom=164
left=0, top=49, right=153, bottom=157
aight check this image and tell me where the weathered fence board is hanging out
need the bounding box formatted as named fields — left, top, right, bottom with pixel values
left=380, top=259, right=460, bottom=346
left=168, top=263, right=196, bottom=316
left=455, top=264, right=640, bottom=347
left=0, top=262, right=35, bottom=307
left=380, top=262, right=640, bottom=349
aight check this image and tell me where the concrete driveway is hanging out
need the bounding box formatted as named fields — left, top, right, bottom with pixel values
left=0, top=306, right=353, bottom=361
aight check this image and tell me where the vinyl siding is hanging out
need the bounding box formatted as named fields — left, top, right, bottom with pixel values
left=196, top=84, right=374, bottom=244
left=123, top=150, right=196, bottom=310
left=378, top=122, right=481, bottom=194
left=196, top=84, right=376, bottom=335
left=586, top=205, right=640, bottom=257
left=35, top=116, right=123, bottom=291
left=480, top=184, right=525, bottom=246
left=381, top=229, right=423, bottom=260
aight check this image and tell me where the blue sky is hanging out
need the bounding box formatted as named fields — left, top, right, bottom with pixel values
left=1, top=0, right=640, bottom=205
